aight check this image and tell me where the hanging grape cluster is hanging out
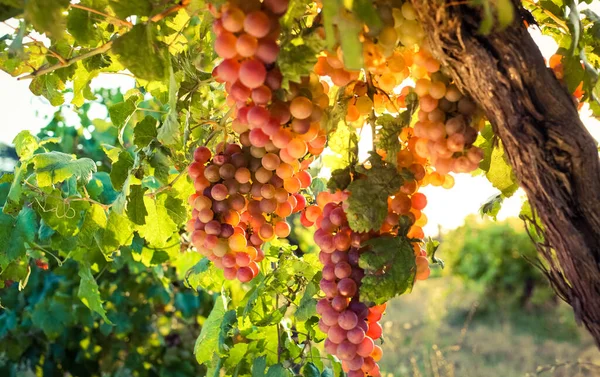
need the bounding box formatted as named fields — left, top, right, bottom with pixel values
left=187, top=0, right=331, bottom=282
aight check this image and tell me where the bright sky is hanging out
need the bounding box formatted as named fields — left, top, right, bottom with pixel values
left=0, top=11, right=599, bottom=236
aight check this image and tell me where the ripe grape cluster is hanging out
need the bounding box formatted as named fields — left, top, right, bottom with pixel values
left=187, top=142, right=314, bottom=282
left=306, top=189, right=430, bottom=377
left=187, top=0, right=331, bottom=282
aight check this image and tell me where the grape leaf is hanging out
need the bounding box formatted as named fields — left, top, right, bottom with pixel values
left=78, top=203, right=108, bottom=247
left=337, top=13, right=363, bottom=70
left=126, top=184, right=148, bottom=225
left=13, top=130, right=38, bottom=159
left=24, top=0, right=69, bottom=38
left=78, top=264, right=113, bottom=324
left=96, top=210, right=133, bottom=256
left=345, top=154, right=403, bottom=232
left=194, top=294, right=236, bottom=365
left=252, top=356, right=267, bottom=377
left=294, top=281, right=318, bottom=321
left=108, top=96, right=137, bottom=129
left=31, top=295, right=72, bottom=339
left=110, top=151, right=134, bottom=191
left=0, top=207, right=37, bottom=269
left=359, top=235, right=416, bottom=305
left=278, top=33, right=325, bottom=88
left=328, top=167, right=352, bottom=192
left=224, top=343, right=248, bottom=368
left=303, top=363, right=321, bottom=377
left=133, top=115, right=158, bottom=149
left=135, top=196, right=178, bottom=247
left=109, top=0, right=152, bottom=18
left=32, top=152, right=97, bottom=186
left=480, top=193, right=503, bottom=220
left=71, top=63, right=98, bottom=107
left=29, top=73, right=65, bottom=106
left=36, top=194, right=89, bottom=237
left=157, top=66, right=182, bottom=147
left=266, top=364, right=293, bottom=377
left=112, top=24, right=168, bottom=81
left=67, top=7, right=101, bottom=46
left=486, top=143, right=518, bottom=197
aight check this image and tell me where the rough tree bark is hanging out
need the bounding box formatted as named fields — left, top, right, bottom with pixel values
left=410, top=0, right=600, bottom=346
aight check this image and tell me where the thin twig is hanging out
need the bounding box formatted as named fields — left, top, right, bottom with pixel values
left=17, top=41, right=113, bottom=80
left=150, top=0, right=189, bottom=22
left=70, top=3, right=133, bottom=28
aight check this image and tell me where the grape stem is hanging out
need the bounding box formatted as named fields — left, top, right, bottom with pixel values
left=70, top=4, right=133, bottom=28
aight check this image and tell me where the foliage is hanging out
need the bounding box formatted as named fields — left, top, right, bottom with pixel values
left=0, top=259, right=213, bottom=376
left=441, top=215, right=554, bottom=309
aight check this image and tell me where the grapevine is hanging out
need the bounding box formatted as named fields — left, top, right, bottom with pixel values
left=1, top=0, right=599, bottom=375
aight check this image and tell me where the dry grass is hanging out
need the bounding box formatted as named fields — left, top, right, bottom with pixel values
left=377, top=277, right=600, bottom=377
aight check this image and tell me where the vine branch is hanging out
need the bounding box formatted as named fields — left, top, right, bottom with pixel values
left=17, top=41, right=114, bottom=81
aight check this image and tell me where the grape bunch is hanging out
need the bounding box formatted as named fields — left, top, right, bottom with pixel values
left=188, top=0, right=331, bottom=282
left=306, top=189, right=430, bottom=377
left=187, top=141, right=314, bottom=282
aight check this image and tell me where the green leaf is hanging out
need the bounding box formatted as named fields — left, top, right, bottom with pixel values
left=109, top=0, right=152, bottom=18
left=0, top=207, right=37, bottom=269
left=78, top=203, right=108, bottom=247
left=252, top=356, right=267, bottom=377
left=425, top=237, right=444, bottom=268
left=352, top=0, right=382, bottom=32
left=108, top=97, right=137, bottom=129
left=194, top=294, right=236, bottom=365
left=71, top=63, right=98, bottom=107
left=24, top=0, right=69, bottom=38
left=266, top=364, right=293, bottom=377
left=31, top=296, right=72, bottom=339
left=303, top=363, right=320, bottom=377
left=224, top=343, right=248, bottom=368
left=337, top=14, right=363, bottom=70
left=322, top=0, right=342, bottom=50
left=480, top=193, right=503, bottom=220
left=110, top=151, right=134, bottom=191
left=13, top=130, right=38, bottom=159
left=359, top=235, right=416, bottom=305
left=32, top=152, right=97, bottom=186
left=186, top=258, right=225, bottom=291
left=0, top=3, right=21, bottom=22
left=67, top=7, right=101, bottom=45
left=112, top=24, right=168, bottom=81
left=497, top=0, right=515, bottom=28
left=164, top=195, right=187, bottom=226
left=126, top=184, right=148, bottom=225
left=486, top=143, right=518, bottom=197
left=133, top=115, right=158, bottom=149
left=29, top=73, right=65, bottom=106
left=376, top=94, right=418, bottom=165
left=36, top=194, right=89, bottom=237
left=278, top=32, right=325, bottom=88
left=345, top=153, right=403, bottom=232
left=157, top=66, right=182, bottom=147
left=328, top=167, right=352, bottom=192
left=295, top=281, right=318, bottom=321
left=3, top=163, right=26, bottom=215
left=78, top=264, right=113, bottom=324
left=136, top=196, right=178, bottom=247
left=96, top=210, right=133, bottom=255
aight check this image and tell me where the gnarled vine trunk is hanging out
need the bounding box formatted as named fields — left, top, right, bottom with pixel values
left=411, top=0, right=600, bottom=346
